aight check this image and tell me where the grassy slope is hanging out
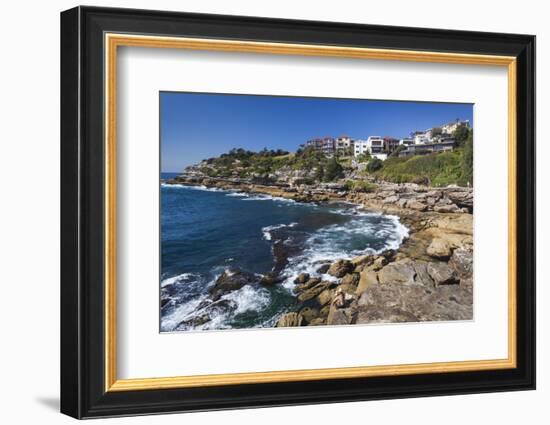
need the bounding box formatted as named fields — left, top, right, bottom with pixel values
left=372, top=149, right=469, bottom=187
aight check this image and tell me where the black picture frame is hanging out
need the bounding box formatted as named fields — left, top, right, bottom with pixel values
left=61, top=5, right=536, bottom=419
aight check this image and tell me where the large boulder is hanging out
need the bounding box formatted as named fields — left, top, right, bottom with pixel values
left=328, top=259, right=354, bottom=278
left=175, top=299, right=238, bottom=330
left=297, top=281, right=331, bottom=302
left=316, top=288, right=334, bottom=306
left=296, top=277, right=322, bottom=291
left=341, top=272, right=360, bottom=286
left=298, top=307, right=319, bottom=324
left=351, top=255, right=372, bottom=267
left=356, top=269, right=378, bottom=294
left=378, top=261, right=416, bottom=285
left=449, top=248, right=473, bottom=278
left=427, top=262, right=458, bottom=286
left=426, top=238, right=452, bottom=259
left=327, top=304, right=357, bottom=325
left=412, top=262, right=435, bottom=287
left=209, top=268, right=258, bottom=301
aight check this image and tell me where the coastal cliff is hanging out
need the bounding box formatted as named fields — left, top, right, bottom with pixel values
left=163, top=171, right=473, bottom=327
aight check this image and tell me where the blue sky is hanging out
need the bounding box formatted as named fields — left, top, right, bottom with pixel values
left=160, top=92, right=473, bottom=172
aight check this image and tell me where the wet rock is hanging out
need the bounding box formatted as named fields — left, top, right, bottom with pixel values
left=259, top=272, right=283, bottom=286
left=316, top=264, right=331, bottom=274
left=294, top=273, right=310, bottom=284
left=175, top=299, right=238, bottom=330
left=296, top=277, right=322, bottom=291
left=209, top=268, right=259, bottom=301
left=378, top=261, right=416, bottom=285
left=176, top=313, right=211, bottom=330
left=328, top=259, right=354, bottom=278
left=426, top=238, right=452, bottom=259
left=276, top=312, right=304, bottom=327
left=427, top=262, right=458, bottom=286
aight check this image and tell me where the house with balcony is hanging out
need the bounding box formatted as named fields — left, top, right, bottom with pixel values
left=399, top=139, right=456, bottom=157
left=383, top=137, right=400, bottom=153
left=441, top=119, right=470, bottom=135
left=353, top=136, right=387, bottom=160
left=335, top=136, right=353, bottom=155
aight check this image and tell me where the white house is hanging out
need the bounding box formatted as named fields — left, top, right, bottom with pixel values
left=335, top=136, right=353, bottom=154
left=441, top=119, right=470, bottom=135
left=413, top=132, right=430, bottom=145
left=399, top=138, right=414, bottom=146
left=353, top=139, right=369, bottom=156
left=354, top=137, right=387, bottom=160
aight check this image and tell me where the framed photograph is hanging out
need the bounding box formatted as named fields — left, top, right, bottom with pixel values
left=60, top=6, right=535, bottom=419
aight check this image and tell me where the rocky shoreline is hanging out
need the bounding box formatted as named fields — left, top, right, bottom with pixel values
left=164, top=174, right=474, bottom=328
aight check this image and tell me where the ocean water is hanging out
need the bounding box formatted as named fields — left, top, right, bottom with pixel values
left=160, top=177, right=409, bottom=332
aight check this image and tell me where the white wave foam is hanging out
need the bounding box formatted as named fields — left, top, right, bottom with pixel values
left=278, top=214, right=409, bottom=291
left=161, top=272, right=198, bottom=287
left=261, top=222, right=298, bottom=240
left=161, top=183, right=226, bottom=192
left=225, top=192, right=250, bottom=197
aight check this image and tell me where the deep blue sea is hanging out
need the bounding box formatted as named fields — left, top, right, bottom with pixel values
left=159, top=173, right=408, bottom=332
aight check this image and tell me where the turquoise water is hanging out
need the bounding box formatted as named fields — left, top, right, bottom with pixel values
left=160, top=177, right=408, bottom=332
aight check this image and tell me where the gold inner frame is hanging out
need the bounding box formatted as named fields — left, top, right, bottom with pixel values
left=104, top=33, right=517, bottom=392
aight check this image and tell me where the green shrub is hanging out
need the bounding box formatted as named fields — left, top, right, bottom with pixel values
left=344, top=180, right=377, bottom=192
left=367, top=158, right=383, bottom=172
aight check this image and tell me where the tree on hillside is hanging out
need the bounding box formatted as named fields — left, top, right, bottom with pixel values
left=389, top=145, right=406, bottom=157
left=461, top=132, right=473, bottom=186
left=453, top=125, right=471, bottom=146
left=367, top=157, right=383, bottom=173
left=324, top=157, right=344, bottom=181
left=355, top=153, right=371, bottom=163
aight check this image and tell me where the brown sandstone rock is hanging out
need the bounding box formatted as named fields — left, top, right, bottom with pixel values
left=356, top=269, right=378, bottom=294
left=297, top=281, right=330, bottom=302
left=328, top=259, right=354, bottom=278
left=426, top=237, right=453, bottom=259
left=407, top=200, right=427, bottom=211
left=294, top=273, right=310, bottom=284
left=276, top=312, right=303, bottom=327
left=341, top=272, right=360, bottom=286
